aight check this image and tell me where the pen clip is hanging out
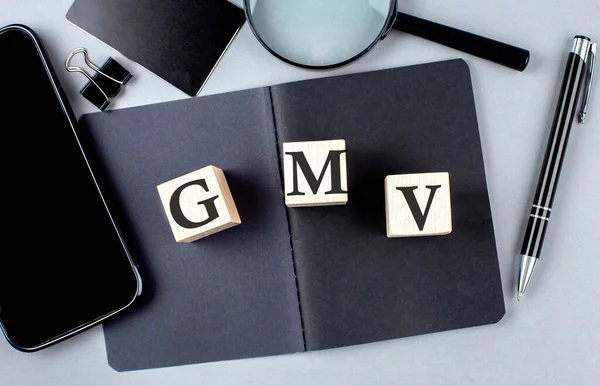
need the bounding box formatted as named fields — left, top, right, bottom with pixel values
left=579, top=42, right=597, bottom=123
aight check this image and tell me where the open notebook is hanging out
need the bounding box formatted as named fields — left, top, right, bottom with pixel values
left=77, top=59, right=505, bottom=371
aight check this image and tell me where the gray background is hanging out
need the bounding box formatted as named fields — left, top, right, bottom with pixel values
left=1, top=0, right=599, bottom=384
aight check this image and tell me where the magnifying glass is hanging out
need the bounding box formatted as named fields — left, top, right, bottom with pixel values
left=244, top=0, right=529, bottom=71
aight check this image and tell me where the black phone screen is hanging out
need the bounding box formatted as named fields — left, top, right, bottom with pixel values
left=0, top=26, right=140, bottom=351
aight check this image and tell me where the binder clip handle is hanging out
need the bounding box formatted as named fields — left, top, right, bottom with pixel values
left=66, top=48, right=132, bottom=111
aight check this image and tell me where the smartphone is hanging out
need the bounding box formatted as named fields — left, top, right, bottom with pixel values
left=0, top=24, right=141, bottom=352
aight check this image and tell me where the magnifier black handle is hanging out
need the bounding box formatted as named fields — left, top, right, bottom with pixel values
left=393, top=12, right=530, bottom=71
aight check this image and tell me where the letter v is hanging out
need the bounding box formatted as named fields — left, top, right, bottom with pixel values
left=396, top=185, right=442, bottom=231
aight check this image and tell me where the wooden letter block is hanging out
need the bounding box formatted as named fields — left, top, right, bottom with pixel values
left=157, top=166, right=241, bottom=242
left=283, top=139, right=348, bottom=207
left=385, top=172, right=452, bottom=238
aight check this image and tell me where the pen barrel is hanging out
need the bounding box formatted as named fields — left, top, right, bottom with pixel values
left=520, top=52, right=587, bottom=258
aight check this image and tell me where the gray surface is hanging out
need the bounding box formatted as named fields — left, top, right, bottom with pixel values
left=78, top=87, right=304, bottom=371
left=1, top=0, right=599, bottom=385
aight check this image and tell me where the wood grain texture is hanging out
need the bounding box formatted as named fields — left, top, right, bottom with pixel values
left=157, top=165, right=241, bottom=242
left=385, top=172, right=452, bottom=237
left=283, top=139, right=348, bottom=207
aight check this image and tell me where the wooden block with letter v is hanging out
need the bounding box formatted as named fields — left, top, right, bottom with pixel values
left=283, top=139, right=348, bottom=207
left=385, top=172, right=452, bottom=237
left=157, top=165, right=241, bottom=242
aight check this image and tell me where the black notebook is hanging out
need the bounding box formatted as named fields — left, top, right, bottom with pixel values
left=77, top=59, right=505, bottom=371
left=67, top=0, right=245, bottom=96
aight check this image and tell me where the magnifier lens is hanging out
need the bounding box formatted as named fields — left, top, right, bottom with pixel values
left=246, top=0, right=393, bottom=67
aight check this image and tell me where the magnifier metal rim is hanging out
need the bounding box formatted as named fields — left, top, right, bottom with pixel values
left=243, top=0, right=397, bottom=69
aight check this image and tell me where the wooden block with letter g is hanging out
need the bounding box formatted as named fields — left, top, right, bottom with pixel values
left=283, top=139, right=348, bottom=207
left=385, top=172, right=452, bottom=237
left=157, top=166, right=241, bottom=242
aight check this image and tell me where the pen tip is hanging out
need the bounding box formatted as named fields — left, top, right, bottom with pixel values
left=517, top=292, right=523, bottom=301
left=580, top=111, right=586, bottom=123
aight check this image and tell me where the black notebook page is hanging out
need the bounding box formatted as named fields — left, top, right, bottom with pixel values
left=77, top=88, right=304, bottom=371
left=270, top=59, right=505, bottom=350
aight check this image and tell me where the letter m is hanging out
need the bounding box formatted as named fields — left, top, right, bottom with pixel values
left=285, top=150, right=347, bottom=196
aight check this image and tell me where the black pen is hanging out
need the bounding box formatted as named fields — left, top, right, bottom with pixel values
left=517, top=35, right=597, bottom=301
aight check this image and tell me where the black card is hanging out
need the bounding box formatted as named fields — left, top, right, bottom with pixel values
left=67, top=0, right=245, bottom=96
left=77, top=60, right=504, bottom=371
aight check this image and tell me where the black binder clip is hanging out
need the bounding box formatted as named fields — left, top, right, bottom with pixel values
left=66, top=48, right=132, bottom=111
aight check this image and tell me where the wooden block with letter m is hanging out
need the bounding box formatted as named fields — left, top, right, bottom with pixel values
left=157, top=166, right=241, bottom=242
left=385, top=172, right=452, bottom=237
left=283, top=139, right=348, bottom=207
